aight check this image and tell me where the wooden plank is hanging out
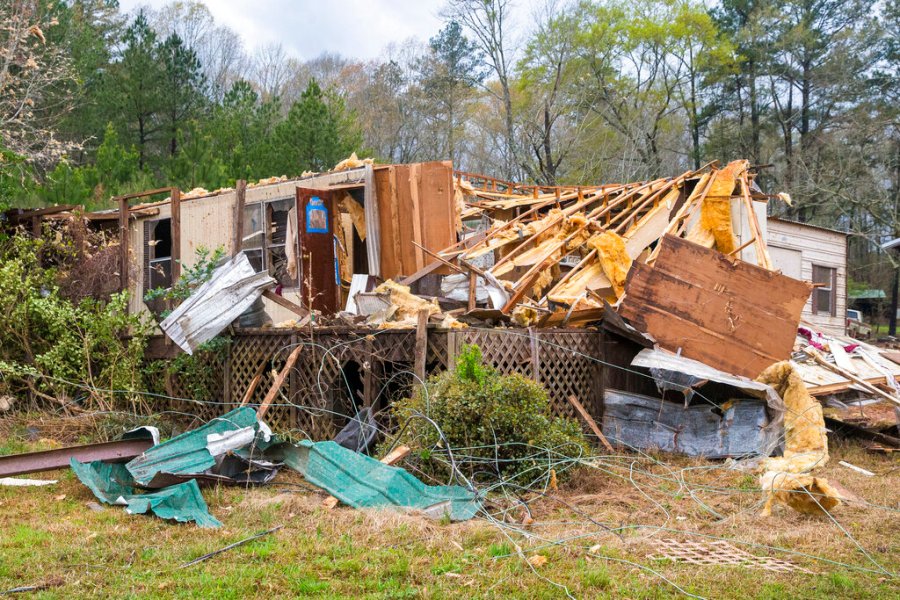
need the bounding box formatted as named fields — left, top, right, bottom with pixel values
left=567, top=395, right=614, bottom=452
left=263, top=289, right=309, bottom=318
left=414, top=309, right=428, bottom=382
left=257, top=345, right=303, bottom=418
left=171, top=188, right=181, bottom=282
left=467, top=272, right=477, bottom=311
left=805, top=347, right=900, bottom=406
left=239, top=360, right=269, bottom=407
left=619, top=234, right=812, bottom=378
left=232, top=179, right=247, bottom=255
left=409, top=163, right=425, bottom=270
left=118, top=197, right=129, bottom=292
left=322, top=445, right=411, bottom=509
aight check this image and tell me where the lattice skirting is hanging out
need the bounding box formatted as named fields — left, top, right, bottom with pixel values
left=149, top=327, right=609, bottom=438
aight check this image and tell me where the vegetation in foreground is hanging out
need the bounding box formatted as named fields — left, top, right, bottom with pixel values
left=0, top=414, right=897, bottom=599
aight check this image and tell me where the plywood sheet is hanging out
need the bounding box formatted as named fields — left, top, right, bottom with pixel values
left=619, top=235, right=812, bottom=378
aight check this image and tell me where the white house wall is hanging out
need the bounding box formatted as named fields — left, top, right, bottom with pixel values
left=767, top=219, right=847, bottom=335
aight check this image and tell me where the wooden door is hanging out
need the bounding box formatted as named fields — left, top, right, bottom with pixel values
left=297, top=187, right=339, bottom=314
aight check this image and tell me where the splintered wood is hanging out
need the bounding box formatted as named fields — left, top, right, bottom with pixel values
left=648, top=539, right=814, bottom=574
left=436, top=159, right=779, bottom=328
left=619, top=235, right=812, bottom=378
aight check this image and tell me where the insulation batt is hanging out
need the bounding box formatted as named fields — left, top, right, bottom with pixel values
left=755, top=361, right=840, bottom=516
left=686, top=160, right=746, bottom=254
left=587, top=231, right=632, bottom=298
left=340, top=193, right=367, bottom=241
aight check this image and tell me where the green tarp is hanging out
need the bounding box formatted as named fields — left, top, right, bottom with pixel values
left=279, top=440, right=480, bottom=521
left=70, top=459, right=221, bottom=528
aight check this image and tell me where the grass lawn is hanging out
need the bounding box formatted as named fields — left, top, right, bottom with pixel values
left=0, top=415, right=898, bottom=599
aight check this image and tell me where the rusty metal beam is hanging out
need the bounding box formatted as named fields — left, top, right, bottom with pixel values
left=0, top=438, right=154, bottom=478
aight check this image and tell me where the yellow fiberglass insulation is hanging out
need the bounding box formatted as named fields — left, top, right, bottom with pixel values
left=340, top=193, right=367, bottom=241
left=587, top=231, right=632, bottom=298
left=375, top=280, right=441, bottom=321
left=532, top=266, right=555, bottom=297
left=687, top=159, right=747, bottom=254
left=755, top=361, right=838, bottom=516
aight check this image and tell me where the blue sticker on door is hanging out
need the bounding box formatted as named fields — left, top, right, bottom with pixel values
left=306, top=196, right=329, bottom=233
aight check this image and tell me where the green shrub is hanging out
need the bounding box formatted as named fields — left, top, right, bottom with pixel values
left=0, top=235, right=151, bottom=409
left=388, top=344, right=588, bottom=486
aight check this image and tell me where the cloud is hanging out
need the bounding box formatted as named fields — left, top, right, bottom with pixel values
left=118, top=0, right=446, bottom=60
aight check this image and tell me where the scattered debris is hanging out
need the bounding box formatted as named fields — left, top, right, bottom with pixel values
left=648, top=539, right=814, bottom=574
left=0, top=477, right=57, bottom=487
left=125, top=407, right=274, bottom=488
left=756, top=361, right=840, bottom=517
left=838, top=461, right=875, bottom=477
left=620, top=235, right=811, bottom=378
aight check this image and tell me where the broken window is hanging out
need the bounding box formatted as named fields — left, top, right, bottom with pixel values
left=812, top=265, right=836, bottom=316
left=243, top=199, right=297, bottom=287
left=144, top=218, right=172, bottom=293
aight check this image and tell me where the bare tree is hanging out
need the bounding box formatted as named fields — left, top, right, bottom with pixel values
left=252, top=42, right=291, bottom=101
left=0, top=1, right=76, bottom=171
left=445, top=0, right=517, bottom=179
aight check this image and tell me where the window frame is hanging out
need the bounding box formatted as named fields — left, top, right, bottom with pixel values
left=811, top=264, right=837, bottom=317
left=144, top=218, right=173, bottom=294
left=243, top=197, right=298, bottom=289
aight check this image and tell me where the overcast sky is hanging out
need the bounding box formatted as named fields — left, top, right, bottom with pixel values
left=118, top=0, right=450, bottom=60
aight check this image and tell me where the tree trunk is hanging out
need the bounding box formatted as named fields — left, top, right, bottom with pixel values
left=890, top=267, right=898, bottom=337
left=749, top=63, right=760, bottom=164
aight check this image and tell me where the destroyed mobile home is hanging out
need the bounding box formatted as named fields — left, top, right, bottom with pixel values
left=3, top=156, right=899, bottom=531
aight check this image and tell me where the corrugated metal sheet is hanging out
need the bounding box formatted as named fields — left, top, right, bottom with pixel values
left=160, top=253, right=275, bottom=354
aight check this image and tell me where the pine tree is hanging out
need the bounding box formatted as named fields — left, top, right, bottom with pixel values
left=273, top=79, right=361, bottom=174
left=158, top=32, right=206, bottom=157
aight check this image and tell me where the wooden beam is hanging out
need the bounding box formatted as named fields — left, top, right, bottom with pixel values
left=257, top=345, right=303, bottom=418
left=323, top=445, right=411, bottom=508
left=118, top=197, right=129, bottom=292
left=240, top=360, right=270, bottom=407
left=467, top=271, right=477, bottom=311
left=233, top=179, right=246, bottom=255
left=567, top=395, right=614, bottom=452
left=409, top=164, right=425, bottom=270
left=414, top=309, right=429, bottom=383
left=262, top=289, right=309, bottom=318
left=170, top=188, right=181, bottom=282
left=112, top=186, right=176, bottom=203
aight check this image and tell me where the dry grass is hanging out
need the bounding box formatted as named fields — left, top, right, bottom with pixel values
left=0, top=415, right=898, bottom=599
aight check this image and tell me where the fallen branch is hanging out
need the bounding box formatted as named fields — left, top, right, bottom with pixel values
left=178, top=525, right=283, bottom=568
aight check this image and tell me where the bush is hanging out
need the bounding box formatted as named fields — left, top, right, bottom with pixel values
left=388, top=344, right=588, bottom=486
left=0, top=235, right=151, bottom=410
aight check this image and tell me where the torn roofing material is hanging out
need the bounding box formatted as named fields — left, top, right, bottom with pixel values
left=160, top=252, right=276, bottom=354
left=279, top=440, right=480, bottom=521
left=126, top=407, right=268, bottom=487
left=70, top=459, right=221, bottom=528
left=602, top=390, right=779, bottom=459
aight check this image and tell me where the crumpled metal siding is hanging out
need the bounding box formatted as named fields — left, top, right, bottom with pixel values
left=160, top=252, right=275, bottom=354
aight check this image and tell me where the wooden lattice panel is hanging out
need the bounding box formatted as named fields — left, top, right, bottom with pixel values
left=648, top=539, right=814, bottom=574
left=463, top=329, right=534, bottom=377
left=537, top=331, right=603, bottom=419
left=222, top=327, right=607, bottom=439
